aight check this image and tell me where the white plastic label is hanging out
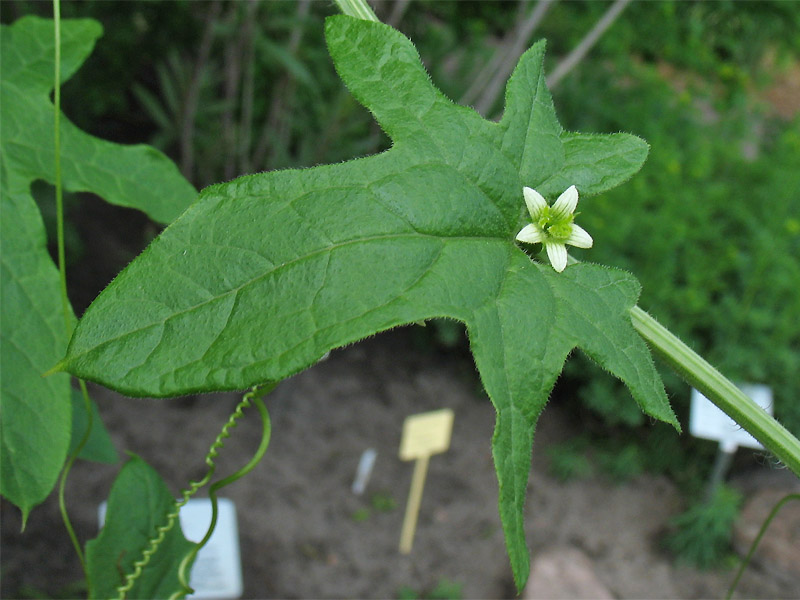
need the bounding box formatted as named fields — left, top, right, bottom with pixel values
left=99, top=498, right=242, bottom=599
left=352, top=448, right=378, bottom=495
left=689, top=384, right=773, bottom=453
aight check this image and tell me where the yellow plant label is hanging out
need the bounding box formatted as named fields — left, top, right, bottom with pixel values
left=399, top=408, right=454, bottom=461
left=398, top=408, right=455, bottom=554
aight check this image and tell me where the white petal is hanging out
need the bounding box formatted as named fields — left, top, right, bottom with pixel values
left=516, top=224, right=544, bottom=244
left=566, top=224, right=593, bottom=248
left=523, top=186, right=547, bottom=218
left=545, top=241, right=568, bottom=272
left=551, top=185, right=578, bottom=219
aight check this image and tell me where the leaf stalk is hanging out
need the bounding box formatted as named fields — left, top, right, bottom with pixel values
left=333, top=0, right=380, bottom=22
left=630, top=306, right=800, bottom=477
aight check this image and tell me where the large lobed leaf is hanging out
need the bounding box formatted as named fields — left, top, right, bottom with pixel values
left=61, top=16, right=675, bottom=589
left=0, top=16, right=195, bottom=224
left=0, top=16, right=195, bottom=519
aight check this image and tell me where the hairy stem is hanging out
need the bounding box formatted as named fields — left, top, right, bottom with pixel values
left=334, top=0, right=380, bottom=22
left=630, top=306, right=800, bottom=476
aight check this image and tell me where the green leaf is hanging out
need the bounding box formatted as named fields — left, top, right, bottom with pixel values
left=500, top=41, right=563, bottom=189
left=0, top=16, right=195, bottom=517
left=536, top=132, right=650, bottom=198
left=86, top=455, right=195, bottom=599
left=0, top=186, right=72, bottom=523
left=69, top=389, right=118, bottom=464
left=1, top=16, right=196, bottom=225
left=62, top=16, right=675, bottom=589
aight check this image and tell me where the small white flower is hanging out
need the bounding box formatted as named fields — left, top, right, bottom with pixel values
left=515, top=185, right=593, bottom=272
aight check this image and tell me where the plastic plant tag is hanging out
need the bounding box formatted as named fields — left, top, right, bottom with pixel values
left=399, top=408, right=454, bottom=460
left=99, top=498, right=243, bottom=599
left=690, top=384, right=774, bottom=453
left=352, top=448, right=378, bottom=495
left=398, top=409, right=454, bottom=554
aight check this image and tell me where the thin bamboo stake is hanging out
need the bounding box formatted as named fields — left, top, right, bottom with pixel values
left=546, top=0, right=632, bottom=89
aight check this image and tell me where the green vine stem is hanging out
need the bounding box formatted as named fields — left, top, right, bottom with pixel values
left=631, top=306, right=800, bottom=477
left=56, top=380, right=93, bottom=576
left=52, top=2, right=70, bottom=334
left=726, top=492, right=800, bottom=599
left=116, top=383, right=275, bottom=600
left=52, top=1, right=94, bottom=589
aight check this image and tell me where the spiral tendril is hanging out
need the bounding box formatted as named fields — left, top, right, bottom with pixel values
left=115, top=383, right=275, bottom=600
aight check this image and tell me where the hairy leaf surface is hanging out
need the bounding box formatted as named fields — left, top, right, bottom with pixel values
left=62, top=16, right=676, bottom=588
left=0, top=16, right=194, bottom=517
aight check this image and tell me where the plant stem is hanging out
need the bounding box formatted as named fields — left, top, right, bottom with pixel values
left=53, top=0, right=91, bottom=584
left=630, top=306, right=800, bottom=477
left=334, top=0, right=380, bottom=22
left=57, top=382, right=92, bottom=578
left=726, top=493, right=800, bottom=599
left=52, top=0, right=71, bottom=337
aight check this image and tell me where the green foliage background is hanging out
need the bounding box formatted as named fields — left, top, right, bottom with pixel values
left=4, top=0, right=797, bottom=450
left=551, top=2, right=800, bottom=437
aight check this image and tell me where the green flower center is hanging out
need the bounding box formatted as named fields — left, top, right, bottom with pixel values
left=536, top=206, right=574, bottom=241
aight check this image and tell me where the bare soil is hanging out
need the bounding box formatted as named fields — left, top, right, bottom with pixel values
left=2, top=328, right=798, bottom=599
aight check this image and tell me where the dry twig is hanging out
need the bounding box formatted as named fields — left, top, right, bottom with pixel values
left=472, top=0, right=557, bottom=117
left=180, top=0, right=221, bottom=181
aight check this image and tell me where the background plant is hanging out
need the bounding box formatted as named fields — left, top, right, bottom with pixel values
left=664, top=484, right=743, bottom=570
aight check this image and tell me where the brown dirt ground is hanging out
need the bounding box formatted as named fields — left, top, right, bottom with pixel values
left=2, top=328, right=799, bottom=599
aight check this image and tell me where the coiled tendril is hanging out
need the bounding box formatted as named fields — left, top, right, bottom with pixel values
left=116, top=383, right=275, bottom=600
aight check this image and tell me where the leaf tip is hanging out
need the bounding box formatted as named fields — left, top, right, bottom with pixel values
left=650, top=403, right=681, bottom=434
left=19, top=507, right=30, bottom=532
left=511, top=551, right=531, bottom=595
left=667, top=412, right=682, bottom=434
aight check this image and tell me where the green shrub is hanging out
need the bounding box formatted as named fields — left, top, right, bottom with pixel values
left=555, top=55, right=800, bottom=436
left=547, top=438, right=593, bottom=482
left=665, top=484, right=743, bottom=569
